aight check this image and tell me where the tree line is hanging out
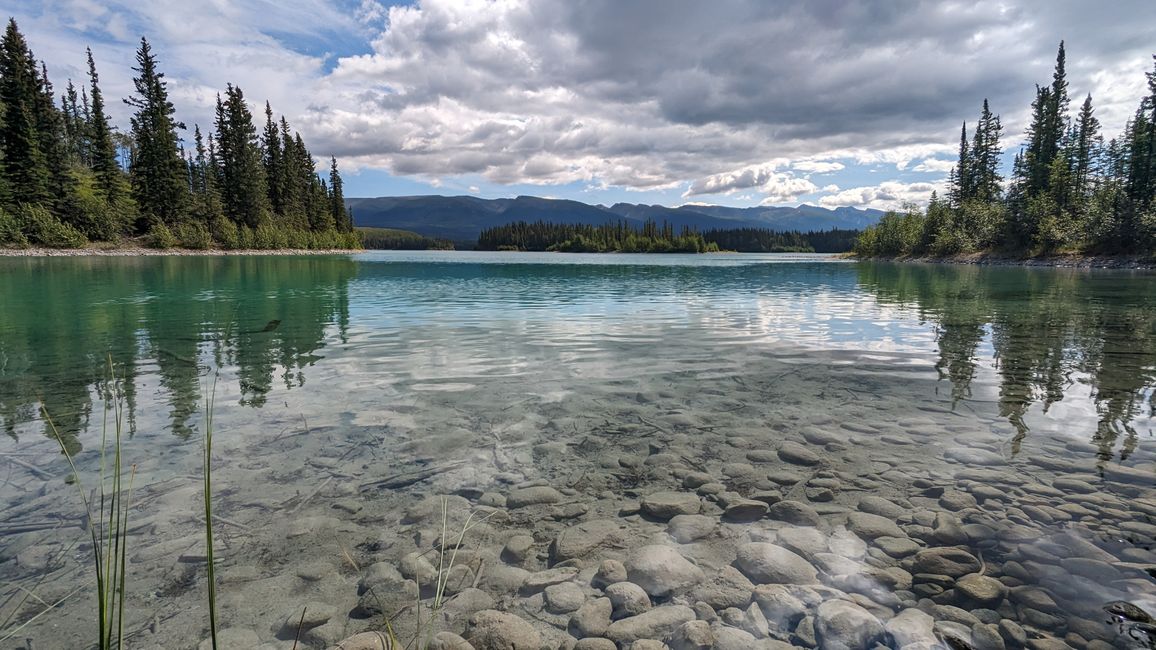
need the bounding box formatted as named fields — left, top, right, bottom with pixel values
left=358, top=227, right=454, bottom=250
left=701, top=227, right=859, bottom=253
left=855, top=43, right=1156, bottom=258
left=0, top=18, right=359, bottom=250
left=476, top=220, right=860, bottom=253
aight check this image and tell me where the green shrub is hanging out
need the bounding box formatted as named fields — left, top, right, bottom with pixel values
left=285, top=228, right=311, bottom=250
left=237, top=226, right=256, bottom=250
left=253, top=223, right=287, bottom=249
left=0, top=208, right=29, bottom=247
left=146, top=222, right=179, bottom=249
left=17, top=204, right=87, bottom=248
left=175, top=222, right=213, bottom=249
left=211, top=217, right=240, bottom=250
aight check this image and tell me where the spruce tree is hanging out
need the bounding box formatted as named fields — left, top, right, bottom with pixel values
left=86, top=48, right=124, bottom=204
left=329, top=156, right=350, bottom=232
left=125, top=37, right=188, bottom=230
left=1072, top=94, right=1100, bottom=203
left=33, top=61, right=78, bottom=219
left=948, top=123, right=970, bottom=206
left=971, top=99, right=1003, bottom=203
left=261, top=102, right=284, bottom=218
left=0, top=19, right=50, bottom=206
left=214, top=84, right=269, bottom=227
left=278, top=116, right=305, bottom=227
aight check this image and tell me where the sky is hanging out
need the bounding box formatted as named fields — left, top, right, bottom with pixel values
left=10, top=0, right=1156, bottom=210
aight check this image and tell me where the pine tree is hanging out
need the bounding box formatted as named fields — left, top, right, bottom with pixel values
left=261, top=102, right=284, bottom=219
left=214, top=84, right=269, bottom=227
left=125, top=37, right=189, bottom=230
left=0, top=18, right=50, bottom=206
left=278, top=116, right=305, bottom=227
left=33, top=61, right=78, bottom=219
left=1072, top=94, right=1100, bottom=204
left=948, top=123, right=970, bottom=206
left=971, top=99, right=1003, bottom=203
left=86, top=48, right=124, bottom=204
left=329, top=156, right=350, bottom=232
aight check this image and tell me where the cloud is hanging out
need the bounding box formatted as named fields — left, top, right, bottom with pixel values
left=13, top=0, right=1156, bottom=206
left=792, top=161, right=845, bottom=174
left=819, top=181, right=944, bottom=210
left=911, top=158, right=958, bottom=173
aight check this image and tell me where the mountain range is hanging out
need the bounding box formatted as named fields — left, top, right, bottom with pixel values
left=346, top=195, right=884, bottom=242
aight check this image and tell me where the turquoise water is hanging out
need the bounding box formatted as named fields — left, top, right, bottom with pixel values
left=2, top=251, right=1155, bottom=648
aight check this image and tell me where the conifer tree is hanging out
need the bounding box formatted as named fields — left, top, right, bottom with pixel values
left=214, top=84, right=269, bottom=227
left=86, top=48, right=124, bottom=204
left=261, top=102, right=284, bottom=218
left=329, top=156, right=350, bottom=232
left=948, top=123, right=970, bottom=206
left=125, top=37, right=188, bottom=230
left=0, top=18, right=50, bottom=206
left=34, top=61, right=78, bottom=219
left=971, top=99, right=1003, bottom=203
left=1072, top=94, right=1100, bottom=203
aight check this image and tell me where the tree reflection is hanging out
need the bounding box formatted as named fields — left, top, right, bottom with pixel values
left=0, top=256, right=355, bottom=451
left=857, top=263, right=1156, bottom=459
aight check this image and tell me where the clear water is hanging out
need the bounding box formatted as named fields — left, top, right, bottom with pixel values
left=2, top=252, right=1155, bottom=649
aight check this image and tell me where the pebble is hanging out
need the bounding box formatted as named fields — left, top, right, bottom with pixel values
left=778, top=441, right=821, bottom=466
left=605, top=581, right=652, bottom=619
left=847, top=512, right=906, bottom=539
left=668, top=514, right=716, bottom=543
left=505, top=486, right=563, bottom=509
left=544, top=582, right=586, bottom=613
left=909, top=547, right=982, bottom=577
left=625, top=545, right=705, bottom=597
left=814, top=599, right=885, bottom=650
left=766, top=500, right=821, bottom=526
left=604, top=605, right=697, bottom=645
left=735, top=542, right=819, bottom=585
left=640, top=491, right=702, bottom=520
left=466, top=610, right=541, bottom=650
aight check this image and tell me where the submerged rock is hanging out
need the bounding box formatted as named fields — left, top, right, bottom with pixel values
left=734, top=543, right=818, bottom=585
left=604, top=605, right=696, bottom=645
left=465, top=610, right=541, bottom=650
left=814, top=600, right=884, bottom=650
left=640, top=491, right=702, bottom=520
left=626, top=545, right=705, bottom=597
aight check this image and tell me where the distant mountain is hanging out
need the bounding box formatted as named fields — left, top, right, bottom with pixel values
left=346, top=195, right=884, bottom=242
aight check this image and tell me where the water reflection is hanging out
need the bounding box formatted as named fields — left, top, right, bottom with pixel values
left=857, top=262, right=1156, bottom=460
left=0, top=256, right=355, bottom=450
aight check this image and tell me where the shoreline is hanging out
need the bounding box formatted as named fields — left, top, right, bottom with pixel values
left=0, top=246, right=362, bottom=257
left=852, top=251, right=1156, bottom=269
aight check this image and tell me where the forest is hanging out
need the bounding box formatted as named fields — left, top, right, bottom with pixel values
left=0, top=19, right=359, bottom=250
left=476, top=220, right=858, bottom=253
left=358, top=227, right=455, bottom=250
left=855, top=44, right=1156, bottom=258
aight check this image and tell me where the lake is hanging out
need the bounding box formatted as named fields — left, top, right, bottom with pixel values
left=2, top=251, right=1155, bottom=649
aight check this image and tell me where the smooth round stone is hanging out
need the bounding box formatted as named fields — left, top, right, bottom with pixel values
left=722, top=462, right=757, bottom=478
left=857, top=495, right=907, bottom=519
left=910, top=548, right=981, bottom=578
left=970, top=484, right=1006, bottom=502
left=545, top=581, right=585, bottom=613
left=690, top=565, right=756, bottom=610
left=593, top=559, right=628, bottom=588
left=875, top=536, right=920, bottom=558
left=767, top=500, right=821, bottom=526
left=938, top=490, right=978, bottom=511
left=682, top=471, right=713, bottom=488
left=669, top=620, right=714, bottom=650
left=625, top=545, right=705, bottom=597
left=802, top=427, right=843, bottom=445
left=522, top=566, right=580, bottom=592
left=955, top=573, right=1006, bottom=606
left=569, top=597, right=612, bottom=638
left=723, top=499, right=769, bottom=522
left=503, top=535, right=534, bottom=563
left=847, top=512, right=906, bottom=539
left=604, top=605, right=696, bottom=645
left=640, top=491, right=701, bottom=521
left=605, top=581, right=652, bottom=619
left=775, top=526, right=828, bottom=560
left=466, top=610, right=541, bottom=649
left=778, top=441, right=821, bottom=466
left=505, top=486, right=563, bottom=509
left=815, top=600, right=885, bottom=649
left=1053, top=477, right=1097, bottom=494
left=746, top=449, right=778, bottom=463
left=735, top=543, right=818, bottom=585
left=668, top=514, right=716, bottom=543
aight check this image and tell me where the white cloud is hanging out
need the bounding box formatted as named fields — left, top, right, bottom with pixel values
left=911, top=158, right=957, bottom=173
left=818, top=181, right=944, bottom=210
left=13, top=0, right=1156, bottom=199
left=792, top=161, right=845, bottom=174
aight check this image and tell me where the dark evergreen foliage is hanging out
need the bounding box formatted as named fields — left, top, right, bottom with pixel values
left=858, top=44, right=1156, bottom=258
left=0, top=18, right=360, bottom=250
